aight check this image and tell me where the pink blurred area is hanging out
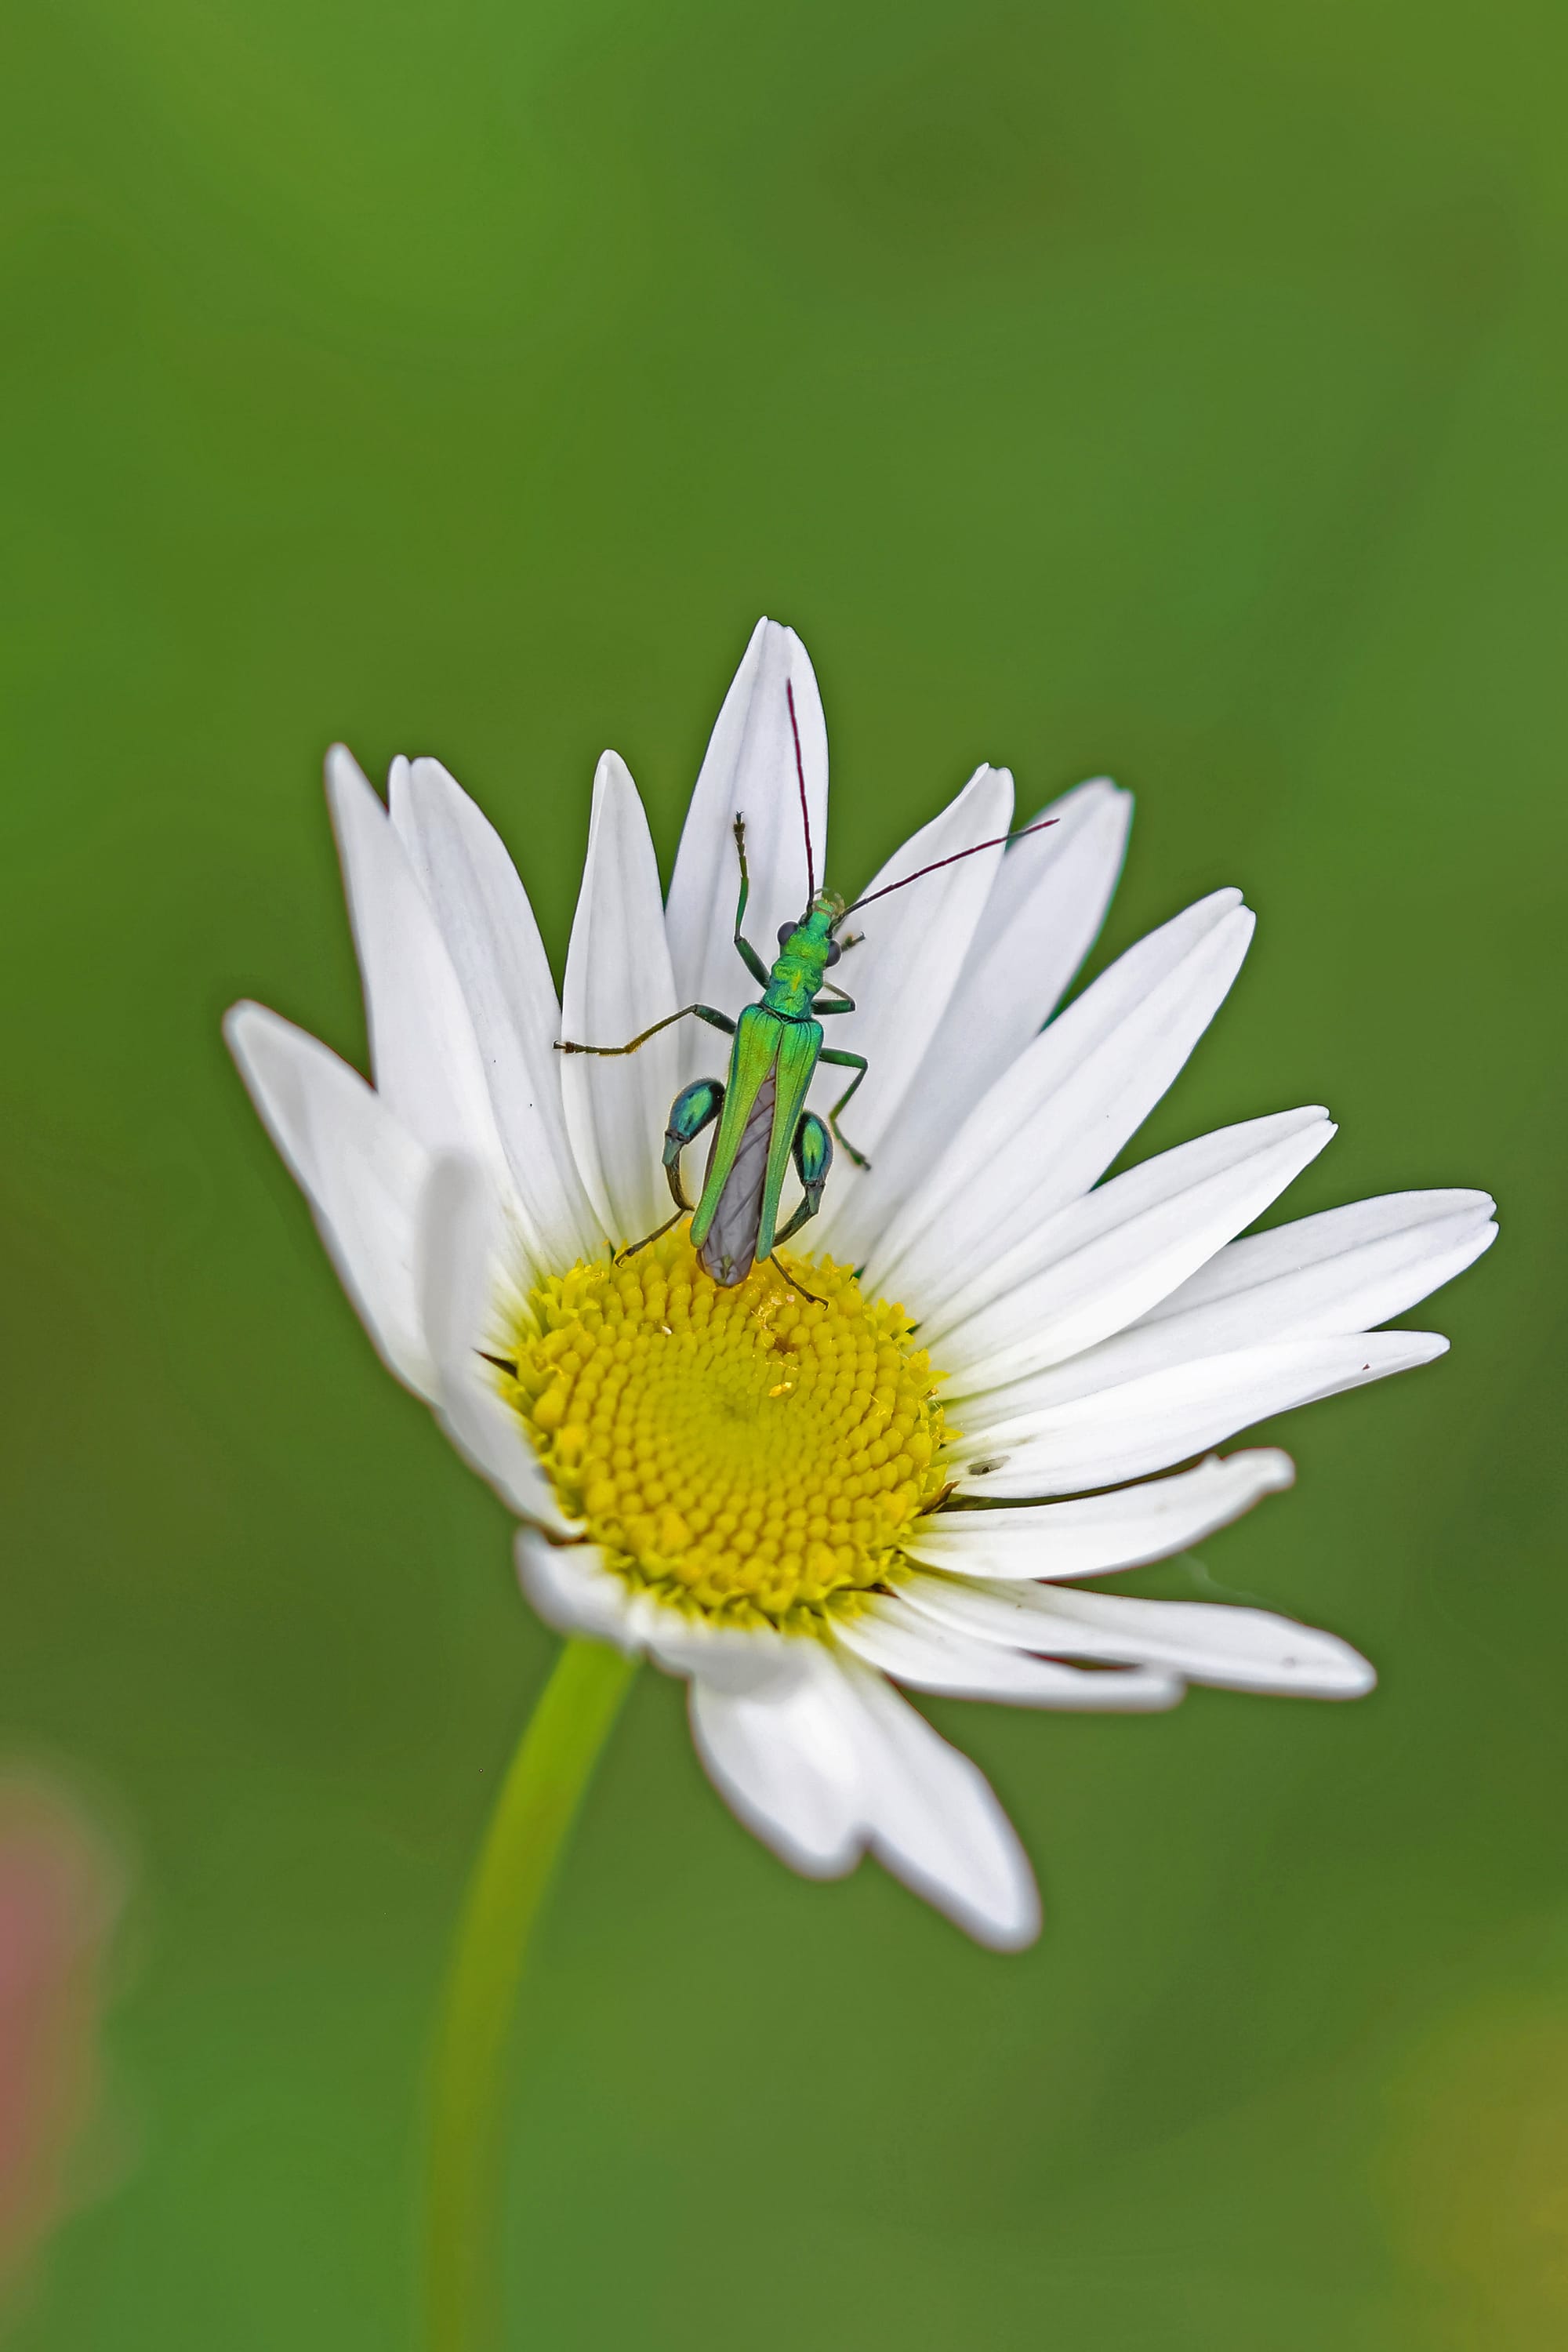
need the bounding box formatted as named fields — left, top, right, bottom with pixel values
left=0, top=1777, right=124, bottom=2306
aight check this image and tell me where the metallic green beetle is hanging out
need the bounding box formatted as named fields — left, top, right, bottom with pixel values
left=558, top=687, right=1054, bottom=1287
left=559, top=812, right=861, bottom=1287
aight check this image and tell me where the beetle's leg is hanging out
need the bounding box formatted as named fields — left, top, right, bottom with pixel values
left=735, top=935, right=771, bottom=987
left=730, top=815, right=771, bottom=987
left=771, top=1112, right=832, bottom=1246
left=615, top=1079, right=727, bottom=1263
left=733, top=812, right=751, bottom=921
left=661, top=1078, right=724, bottom=1211
left=773, top=1261, right=825, bottom=1306
left=818, top=1047, right=870, bottom=1167
left=812, top=982, right=856, bottom=1015
left=614, top=1211, right=686, bottom=1264
left=557, top=1004, right=735, bottom=1055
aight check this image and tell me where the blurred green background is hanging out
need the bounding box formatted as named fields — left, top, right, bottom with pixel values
left=2, top=0, right=1563, bottom=2343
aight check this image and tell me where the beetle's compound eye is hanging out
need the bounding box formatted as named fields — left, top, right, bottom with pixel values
left=777, top=922, right=797, bottom=949
left=824, top=938, right=841, bottom=966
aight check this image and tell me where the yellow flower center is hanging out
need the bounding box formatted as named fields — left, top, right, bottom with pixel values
left=499, top=1229, right=951, bottom=1628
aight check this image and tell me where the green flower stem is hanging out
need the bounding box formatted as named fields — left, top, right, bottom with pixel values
left=425, top=1635, right=640, bottom=2352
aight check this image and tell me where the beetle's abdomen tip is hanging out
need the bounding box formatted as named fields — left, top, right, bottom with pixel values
left=698, top=1240, right=753, bottom=1287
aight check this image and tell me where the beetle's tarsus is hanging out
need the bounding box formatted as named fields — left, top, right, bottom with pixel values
left=773, top=1256, right=825, bottom=1307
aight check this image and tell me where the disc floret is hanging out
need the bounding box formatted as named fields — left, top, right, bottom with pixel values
left=501, top=1230, right=951, bottom=1629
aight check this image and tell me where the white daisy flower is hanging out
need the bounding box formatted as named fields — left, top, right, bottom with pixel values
left=225, top=618, right=1495, bottom=1951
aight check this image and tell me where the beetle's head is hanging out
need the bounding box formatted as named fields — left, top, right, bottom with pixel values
left=777, top=893, right=844, bottom=967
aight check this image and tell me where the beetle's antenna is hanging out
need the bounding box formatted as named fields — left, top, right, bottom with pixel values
left=837, top=817, right=1058, bottom=921
left=785, top=678, right=816, bottom=908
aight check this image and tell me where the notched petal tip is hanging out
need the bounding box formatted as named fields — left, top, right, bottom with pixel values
left=1241, top=1446, right=1297, bottom=1494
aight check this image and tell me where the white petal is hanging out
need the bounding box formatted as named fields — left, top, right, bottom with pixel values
left=869, top=889, right=1254, bottom=1319
left=518, top=1536, right=1039, bottom=1944
left=973, top=776, right=1129, bottom=968
left=844, top=777, right=1131, bottom=1242
left=934, top=1108, right=1335, bottom=1391
left=559, top=753, right=680, bottom=1244
left=689, top=1649, right=865, bottom=1876
left=974, top=1192, right=1494, bottom=1422
left=639, top=1613, right=813, bottom=1696
left=224, top=1002, right=435, bottom=1396
left=324, top=746, right=503, bottom=1167
left=929, top=1579, right=1375, bottom=1700
left=809, top=763, right=1014, bottom=1250
left=516, top=1528, right=642, bottom=1650
left=901, top=1450, right=1295, bottom=1581
left=417, top=1156, right=568, bottom=1530
left=388, top=756, right=604, bottom=1269
left=835, top=1595, right=1182, bottom=1711
left=1127, top=1189, right=1498, bottom=1351
left=662, top=619, right=829, bottom=1087
left=831, top=1659, right=1041, bottom=1950
left=953, top=1331, right=1449, bottom=1497
left=514, top=1529, right=806, bottom=1694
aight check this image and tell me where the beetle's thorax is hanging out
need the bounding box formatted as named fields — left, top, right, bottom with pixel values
left=762, top=898, right=839, bottom=1020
